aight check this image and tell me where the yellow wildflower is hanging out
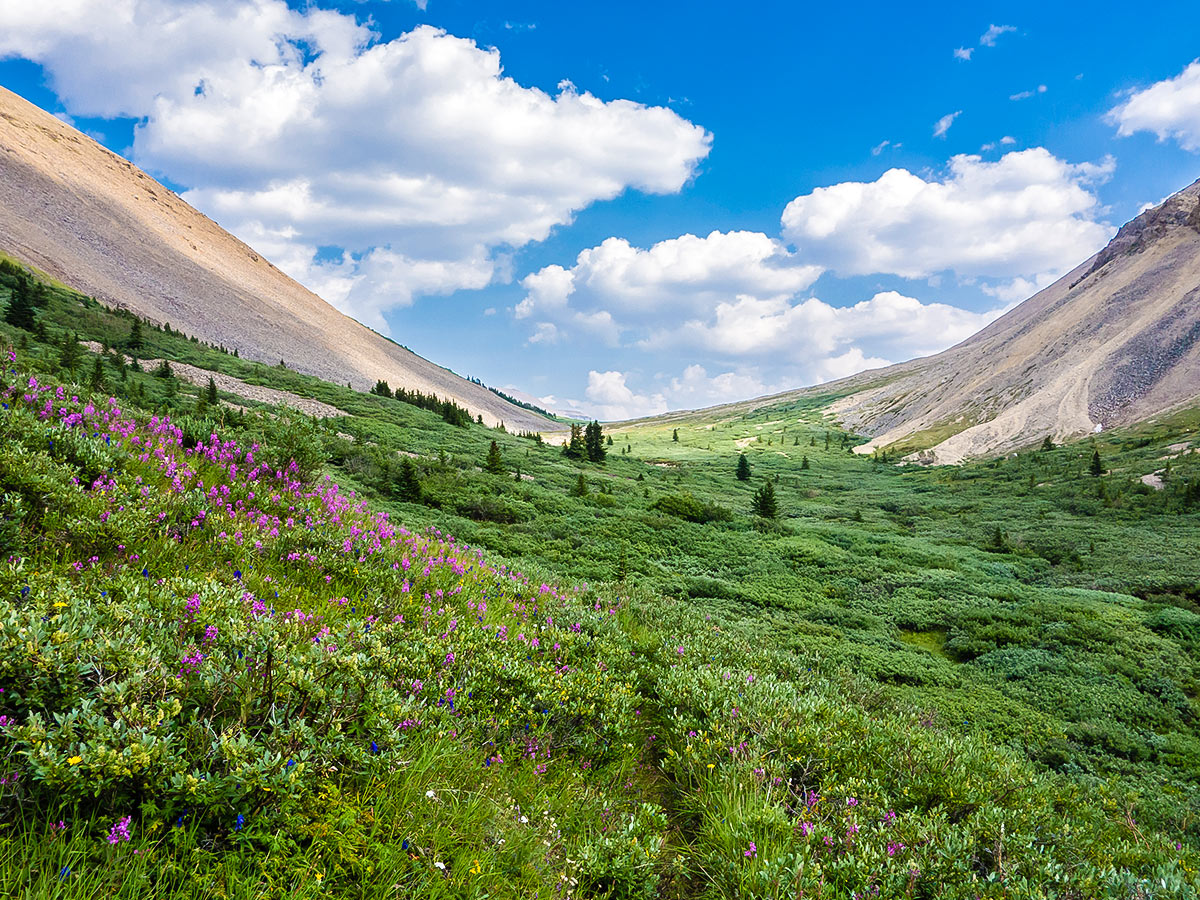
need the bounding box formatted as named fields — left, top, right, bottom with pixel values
left=68, top=756, right=82, bottom=765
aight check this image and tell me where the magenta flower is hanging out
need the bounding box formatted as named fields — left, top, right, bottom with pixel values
left=744, top=841, right=757, bottom=858
left=106, top=816, right=132, bottom=845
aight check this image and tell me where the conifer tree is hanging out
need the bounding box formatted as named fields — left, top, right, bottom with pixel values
left=1090, top=449, right=1104, bottom=477
left=1041, top=435, right=1055, bottom=452
left=394, top=458, right=422, bottom=503
left=751, top=481, right=778, bottom=518
left=3, top=274, right=36, bottom=330
left=485, top=440, right=505, bottom=475
left=58, top=332, right=82, bottom=374
left=571, top=473, right=588, bottom=497
left=89, top=356, right=105, bottom=392
left=206, top=376, right=219, bottom=406
left=564, top=424, right=586, bottom=460
left=801, top=456, right=809, bottom=470
left=126, top=318, right=144, bottom=352
left=736, top=453, right=751, bottom=481
left=672, top=428, right=679, bottom=442
left=584, top=420, right=606, bottom=462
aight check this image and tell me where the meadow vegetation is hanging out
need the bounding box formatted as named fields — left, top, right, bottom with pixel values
left=1, top=260, right=1199, bottom=896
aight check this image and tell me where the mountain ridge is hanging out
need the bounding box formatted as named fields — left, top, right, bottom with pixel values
left=0, top=86, right=553, bottom=432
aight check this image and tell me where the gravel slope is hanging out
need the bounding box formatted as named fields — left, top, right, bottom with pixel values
left=0, top=87, right=552, bottom=433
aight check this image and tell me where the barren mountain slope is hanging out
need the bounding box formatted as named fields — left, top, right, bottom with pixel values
left=613, top=179, right=1200, bottom=461
left=0, top=87, right=550, bottom=431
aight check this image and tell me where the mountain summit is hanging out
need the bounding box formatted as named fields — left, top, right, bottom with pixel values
left=0, top=87, right=550, bottom=431
left=820, top=178, right=1200, bottom=461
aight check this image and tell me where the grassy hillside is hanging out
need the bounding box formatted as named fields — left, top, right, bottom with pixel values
left=1, top=260, right=1199, bottom=897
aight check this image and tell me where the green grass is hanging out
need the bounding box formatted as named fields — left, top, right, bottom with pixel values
left=1, top=255, right=1199, bottom=896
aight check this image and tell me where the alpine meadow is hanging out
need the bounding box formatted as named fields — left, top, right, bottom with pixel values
left=2, top=3, right=1200, bottom=898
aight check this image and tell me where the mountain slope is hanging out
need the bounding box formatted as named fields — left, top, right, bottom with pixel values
left=646, top=178, right=1200, bottom=463
left=0, top=86, right=550, bottom=431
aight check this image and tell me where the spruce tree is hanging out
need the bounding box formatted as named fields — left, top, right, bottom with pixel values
left=564, top=424, right=586, bottom=460
left=751, top=481, right=778, bottom=519
left=1090, top=449, right=1104, bottom=477
left=394, top=458, right=422, bottom=503
left=736, top=453, right=751, bottom=481
left=89, top=356, right=105, bottom=392
left=672, top=428, right=679, bottom=442
left=3, top=274, right=36, bottom=330
left=571, top=473, right=588, bottom=497
left=584, top=420, right=606, bottom=462
left=126, top=318, right=144, bottom=352
left=1041, top=435, right=1055, bottom=452
left=206, top=376, right=219, bottom=406
left=58, top=332, right=82, bottom=374
left=485, top=440, right=505, bottom=475
left=801, top=456, right=810, bottom=470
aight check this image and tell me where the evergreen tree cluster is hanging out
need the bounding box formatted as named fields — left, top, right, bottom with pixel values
left=564, top=421, right=607, bottom=462
left=369, top=378, right=473, bottom=427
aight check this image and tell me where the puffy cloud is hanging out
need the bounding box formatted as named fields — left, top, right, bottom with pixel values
left=0, top=1, right=711, bottom=327
left=780, top=148, right=1115, bottom=284
left=517, top=230, right=822, bottom=335
left=584, top=370, right=666, bottom=420
left=1107, top=59, right=1200, bottom=152
left=953, top=47, right=973, bottom=61
left=979, top=24, right=1016, bottom=47
left=655, top=291, right=1003, bottom=364
left=933, top=110, right=961, bottom=138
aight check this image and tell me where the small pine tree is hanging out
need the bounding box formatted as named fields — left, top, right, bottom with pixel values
left=751, top=481, right=778, bottom=519
left=606, top=435, right=614, bottom=446
left=564, top=424, right=587, bottom=460
left=824, top=433, right=830, bottom=451
left=206, top=376, right=218, bottom=406
left=58, top=333, right=82, bottom=374
left=89, top=356, right=105, bottom=392
left=571, top=473, right=588, bottom=497
left=801, top=456, right=809, bottom=470
left=672, top=428, right=679, bottom=442
left=3, top=274, right=37, bottom=330
left=126, top=318, right=144, bottom=352
left=793, top=436, right=800, bottom=446
left=1040, top=435, right=1055, bottom=452
left=154, top=359, right=173, bottom=379
left=394, top=458, right=422, bottom=503
left=1090, top=450, right=1104, bottom=477
left=736, top=453, right=751, bottom=481
left=585, top=420, right=606, bottom=462
left=810, top=436, right=816, bottom=446
left=485, top=440, right=505, bottom=475
left=372, top=379, right=392, bottom=398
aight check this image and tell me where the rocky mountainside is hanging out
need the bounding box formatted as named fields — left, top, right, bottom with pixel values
left=805, top=179, right=1200, bottom=462
left=0, top=87, right=551, bottom=431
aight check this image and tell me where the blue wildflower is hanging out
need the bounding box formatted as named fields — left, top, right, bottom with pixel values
left=402, top=839, right=409, bottom=851
left=233, top=570, right=242, bottom=580
left=370, top=741, right=379, bottom=754
left=236, top=814, right=244, bottom=831
left=59, top=866, right=70, bottom=880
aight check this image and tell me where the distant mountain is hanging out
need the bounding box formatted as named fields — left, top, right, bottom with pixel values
left=0, top=87, right=551, bottom=432
left=825, top=179, right=1200, bottom=461
left=631, top=178, right=1200, bottom=462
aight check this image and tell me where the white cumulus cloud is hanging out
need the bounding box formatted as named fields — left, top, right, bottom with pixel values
left=516, top=230, right=822, bottom=339
left=780, top=148, right=1115, bottom=288
left=0, top=1, right=712, bottom=328
left=1107, top=59, right=1200, bottom=152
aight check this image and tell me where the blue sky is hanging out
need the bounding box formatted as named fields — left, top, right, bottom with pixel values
left=3, top=1, right=1200, bottom=417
